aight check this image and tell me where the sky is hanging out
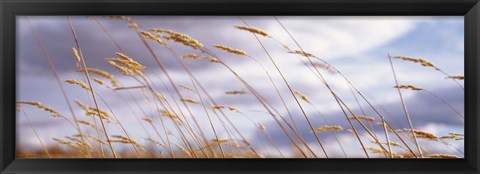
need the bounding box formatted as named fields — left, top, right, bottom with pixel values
left=16, top=16, right=464, bottom=158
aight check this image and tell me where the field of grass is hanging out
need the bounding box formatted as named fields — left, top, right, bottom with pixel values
left=16, top=16, right=464, bottom=158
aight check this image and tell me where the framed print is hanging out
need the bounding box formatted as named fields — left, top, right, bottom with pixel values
left=1, top=0, right=479, bottom=173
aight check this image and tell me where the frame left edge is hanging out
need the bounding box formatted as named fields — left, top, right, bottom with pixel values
left=1, top=0, right=17, bottom=173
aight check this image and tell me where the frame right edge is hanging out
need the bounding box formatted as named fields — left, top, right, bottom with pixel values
left=0, top=1, right=478, bottom=174
left=465, top=1, right=479, bottom=173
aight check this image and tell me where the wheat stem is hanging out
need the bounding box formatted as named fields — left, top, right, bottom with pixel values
left=67, top=16, right=117, bottom=158
left=387, top=54, right=423, bottom=158
left=25, top=18, right=90, bottom=157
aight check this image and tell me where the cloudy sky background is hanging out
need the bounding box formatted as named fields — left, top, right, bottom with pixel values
left=16, top=16, right=464, bottom=158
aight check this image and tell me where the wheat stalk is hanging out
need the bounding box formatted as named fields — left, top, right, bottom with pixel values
left=68, top=16, right=117, bottom=157
left=388, top=55, right=424, bottom=158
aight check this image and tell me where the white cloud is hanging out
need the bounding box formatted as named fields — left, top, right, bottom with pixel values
left=268, top=16, right=419, bottom=60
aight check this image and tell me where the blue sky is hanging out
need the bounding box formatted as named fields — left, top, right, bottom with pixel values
left=16, top=16, right=464, bottom=158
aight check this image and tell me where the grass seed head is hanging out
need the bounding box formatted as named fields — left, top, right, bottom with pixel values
left=142, top=118, right=154, bottom=123
left=84, top=106, right=111, bottom=121
left=212, top=44, right=247, bottom=56
left=128, top=22, right=138, bottom=29
left=312, top=125, right=343, bottom=133
left=391, top=56, right=436, bottom=68
left=234, top=25, right=270, bottom=37
left=179, top=84, right=193, bottom=91
left=149, top=28, right=204, bottom=50
left=293, top=90, right=310, bottom=104
left=227, top=106, right=240, bottom=112
left=349, top=115, right=375, bottom=122
left=306, top=62, right=336, bottom=74
left=92, top=78, right=106, bottom=86
left=140, top=31, right=166, bottom=46
left=106, top=53, right=146, bottom=77
left=365, top=147, right=404, bottom=158
left=210, top=105, right=226, bottom=110
left=78, top=120, right=95, bottom=127
left=65, top=79, right=90, bottom=91
left=396, top=129, right=438, bottom=141
left=161, top=111, right=178, bottom=120
left=288, top=50, right=315, bottom=57
left=212, top=138, right=229, bottom=144
left=258, top=122, right=267, bottom=131
left=448, top=132, right=464, bottom=136
left=446, top=75, right=464, bottom=80
left=72, top=47, right=81, bottom=62
left=225, top=89, right=248, bottom=95
left=182, top=54, right=220, bottom=63
left=171, top=142, right=193, bottom=157
left=180, top=98, right=198, bottom=104
left=371, top=141, right=401, bottom=147
left=78, top=68, right=119, bottom=87
left=52, top=138, right=70, bottom=145
left=17, top=101, right=63, bottom=118
left=110, top=135, right=140, bottom=146
left=440, top=132, right=464, bottom=140
left=426, top=154, right=460, bottom=158
left=393, top=85, right=423, bottom=91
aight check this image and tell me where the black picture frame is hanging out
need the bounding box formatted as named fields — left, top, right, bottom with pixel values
left=1, top=0, right=479, bottom=173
